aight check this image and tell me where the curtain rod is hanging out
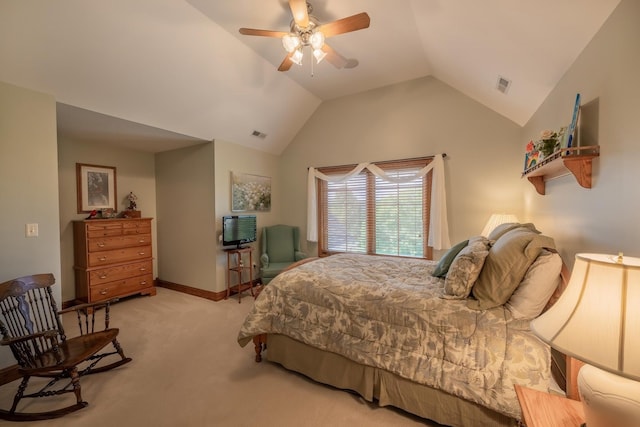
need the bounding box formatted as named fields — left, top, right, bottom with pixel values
left=307, top=153, right=447, bottom=170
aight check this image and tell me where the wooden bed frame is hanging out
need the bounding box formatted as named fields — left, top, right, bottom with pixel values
left=249, top=257, right=578, bottom=426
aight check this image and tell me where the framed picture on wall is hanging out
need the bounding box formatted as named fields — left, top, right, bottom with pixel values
left=76, top=163, right=117, bottom=213
left=231, top=172, right=271, bottom=212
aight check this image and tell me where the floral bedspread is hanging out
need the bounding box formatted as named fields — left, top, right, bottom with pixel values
left=237, top=254, right=550, bottom=419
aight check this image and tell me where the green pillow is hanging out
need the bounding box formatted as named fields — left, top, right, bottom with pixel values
left=468, top=228, right=555, bottom=310
left=432, top=239, right=469, bottom=278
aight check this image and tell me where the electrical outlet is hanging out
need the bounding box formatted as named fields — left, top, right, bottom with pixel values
left=26, top=223, right=39, bottom=237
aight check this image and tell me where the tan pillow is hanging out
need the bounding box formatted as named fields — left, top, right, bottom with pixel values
left=506, top=250, right=562, bottom=319
left=468, top=227, right=555, bottom=310
left=488, top=222, right=539, bottom=241
left=443, top=237, right=490, bottom=299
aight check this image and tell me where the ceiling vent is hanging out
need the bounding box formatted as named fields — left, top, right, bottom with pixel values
left=496, top=76, right=511, bottom=94
left=251, top=130, right=267, bottom=139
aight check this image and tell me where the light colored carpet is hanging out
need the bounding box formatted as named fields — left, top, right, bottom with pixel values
left=0, top=287, right=438, bottom=426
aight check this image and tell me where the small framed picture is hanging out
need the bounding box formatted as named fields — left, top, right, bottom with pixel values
left=76, top=163, right=117, bottom=213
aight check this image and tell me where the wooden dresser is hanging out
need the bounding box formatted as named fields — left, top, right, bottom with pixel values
left=73, top=218, right=156, bottom=304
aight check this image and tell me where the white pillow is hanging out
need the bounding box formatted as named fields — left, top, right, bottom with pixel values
left=506, top=249, right=562, bottom=319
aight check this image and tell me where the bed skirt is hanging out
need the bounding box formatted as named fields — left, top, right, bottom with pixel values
left=266, top=334, right=517, bottom=427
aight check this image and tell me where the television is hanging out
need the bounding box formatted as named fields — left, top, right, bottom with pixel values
left=222, top=215, right=257, bottom=248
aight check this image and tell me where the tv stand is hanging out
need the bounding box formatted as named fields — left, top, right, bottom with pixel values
left=225, top=247, right=254, bottom=303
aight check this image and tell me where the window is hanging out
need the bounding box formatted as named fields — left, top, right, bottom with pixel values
left=317, top=158, right=433, bottom=259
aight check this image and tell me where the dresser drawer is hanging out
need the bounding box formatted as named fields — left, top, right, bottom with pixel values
left=88, top=245, right=152, bottom=267
left=122, top=220, right=152, bottom=235
left=90, top=273, right=154, bottom=302
left=88, top=234, right=152, bottom=252
left=88, top=260, right=152, bottom=286
left=86, top=222, right=123, bottom=238
left=87, top=228, right=124, bottom=238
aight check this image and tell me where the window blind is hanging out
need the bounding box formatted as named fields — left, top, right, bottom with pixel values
left=318, top=158, right=433, bottom=259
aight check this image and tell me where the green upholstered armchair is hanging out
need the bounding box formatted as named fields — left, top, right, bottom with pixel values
left=260, top=224, right=307, bottom=284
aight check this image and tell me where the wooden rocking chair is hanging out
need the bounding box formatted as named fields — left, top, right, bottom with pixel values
left=0, top=273, right=132, bottom=421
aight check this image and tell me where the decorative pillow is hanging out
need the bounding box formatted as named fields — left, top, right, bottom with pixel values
left=432, top=239, right=469, bottom=278
left=506, top=250, right=562, bottom=319
left=468, top=227, right=556, bottom=310
left=488, top=222, right=539, bottom=242
left=443, top=237, right=490, bottom=299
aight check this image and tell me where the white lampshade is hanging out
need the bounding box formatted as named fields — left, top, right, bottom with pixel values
left=313, top=48, right=326, bottom=63
left=290, top=48, right=303, bottom=66
left=309, top=30, right=325, bottom=50
left=531, top=253, right=640, bottom=381
left=282, top=34, right=301, bottom=53
left=480, top=213, right=519, bottom=237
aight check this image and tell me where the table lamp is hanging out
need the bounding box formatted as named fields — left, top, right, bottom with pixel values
left=531, top=253, right=640, bottom=427
left=480, top=213, right=519, bottom=237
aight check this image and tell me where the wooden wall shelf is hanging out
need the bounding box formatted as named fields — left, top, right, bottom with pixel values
left=522, top=146, right=599, bottom=195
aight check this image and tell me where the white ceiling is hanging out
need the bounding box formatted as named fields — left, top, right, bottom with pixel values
left=0, top=1, right=621, bottom=154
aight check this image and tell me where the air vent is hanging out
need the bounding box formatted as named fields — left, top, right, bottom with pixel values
left=496, top=76, right=511, bottom=94
left=251, top=130, right=267, bottom=139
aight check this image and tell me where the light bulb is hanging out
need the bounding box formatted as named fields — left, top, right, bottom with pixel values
left=310, top=31, right=325, bottom=50
left=313, top=48, right=326, bottom=64
left=282, top=34, right=301, bottom=53
left=290, top=48, right=303, bottom=65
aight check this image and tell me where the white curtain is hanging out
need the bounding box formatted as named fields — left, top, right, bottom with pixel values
left=306, top=154, right=451, bottom=250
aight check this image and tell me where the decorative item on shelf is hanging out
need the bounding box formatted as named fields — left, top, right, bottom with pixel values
left=524, top=140, right=540, bottom=170
left=85, top=209, right=98, bottom=220
left=537, top=129, right=560, bottom=158
left=531, top=253, right=640, bottom=427
left=123, top=192, right=141, bottom=218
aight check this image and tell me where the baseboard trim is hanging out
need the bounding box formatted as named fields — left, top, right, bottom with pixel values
left=0, top=364, right=20, bottom=386
left=156, top=279, right=227, bottom=301
left=156, top=279, right=262, bottom=302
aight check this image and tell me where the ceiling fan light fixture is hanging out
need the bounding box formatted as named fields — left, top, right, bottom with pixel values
left=313, top=48, right=326, bottom=64
left=309, top=30, right=325, bottom=50
left=290, top=48, right=304, bottom=66
left=282, top=34, right=301, bottom=53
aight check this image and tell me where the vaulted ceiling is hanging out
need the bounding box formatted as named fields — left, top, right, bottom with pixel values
left=0, top=1, right=621, bottom=154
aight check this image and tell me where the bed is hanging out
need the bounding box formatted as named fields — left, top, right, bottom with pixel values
left=237, top=224, right=565, bottom=427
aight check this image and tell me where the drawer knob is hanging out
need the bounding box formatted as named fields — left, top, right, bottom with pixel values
left=139, top=239, right=145, bottom=243
left=100, top=289, right=108, bottom=295
left=138, top=252, right=145, bottom=256
left=97, top=242, right=105, bottom=248
left=100, top=275, right=107, bottom=279
left=140, top=267, right=146, bottom=271
left=140, top=281, right=147, bottom=285
left=98, top=257, right=107, bottom=262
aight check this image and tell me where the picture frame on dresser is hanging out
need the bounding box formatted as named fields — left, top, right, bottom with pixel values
left=76, top=163, right=117, bottom=213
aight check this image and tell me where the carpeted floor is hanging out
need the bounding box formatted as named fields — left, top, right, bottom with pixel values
left=0, top=287, right=438, bottom=426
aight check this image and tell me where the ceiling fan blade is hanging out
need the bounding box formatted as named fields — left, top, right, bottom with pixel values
left=289, top=0, right=309, bottom=28
left=239, top=28, right=288, bottom=38
left=278, top=54, right=294, bottom=72
left=322, top=44, right=347, bottom=69
left=318, top=12, right=371, bottom=38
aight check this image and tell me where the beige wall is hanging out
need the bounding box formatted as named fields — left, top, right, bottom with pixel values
left=155, top=143, right=217, bottom=291
left=522, top=0, right=640, bottom=266
left=57, top=137, right=158, bottom=302
left=214, top=140, right=281, bottom=292
left=0, top=81, right=60, bottom=367
left=279, top=76, right=523, bottom=257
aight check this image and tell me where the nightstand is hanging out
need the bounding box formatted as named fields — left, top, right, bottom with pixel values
left=515, top=385, right=585, bottom=427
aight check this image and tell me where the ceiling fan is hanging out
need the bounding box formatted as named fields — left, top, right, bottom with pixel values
left=239, top=0, right=370, bottom=72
